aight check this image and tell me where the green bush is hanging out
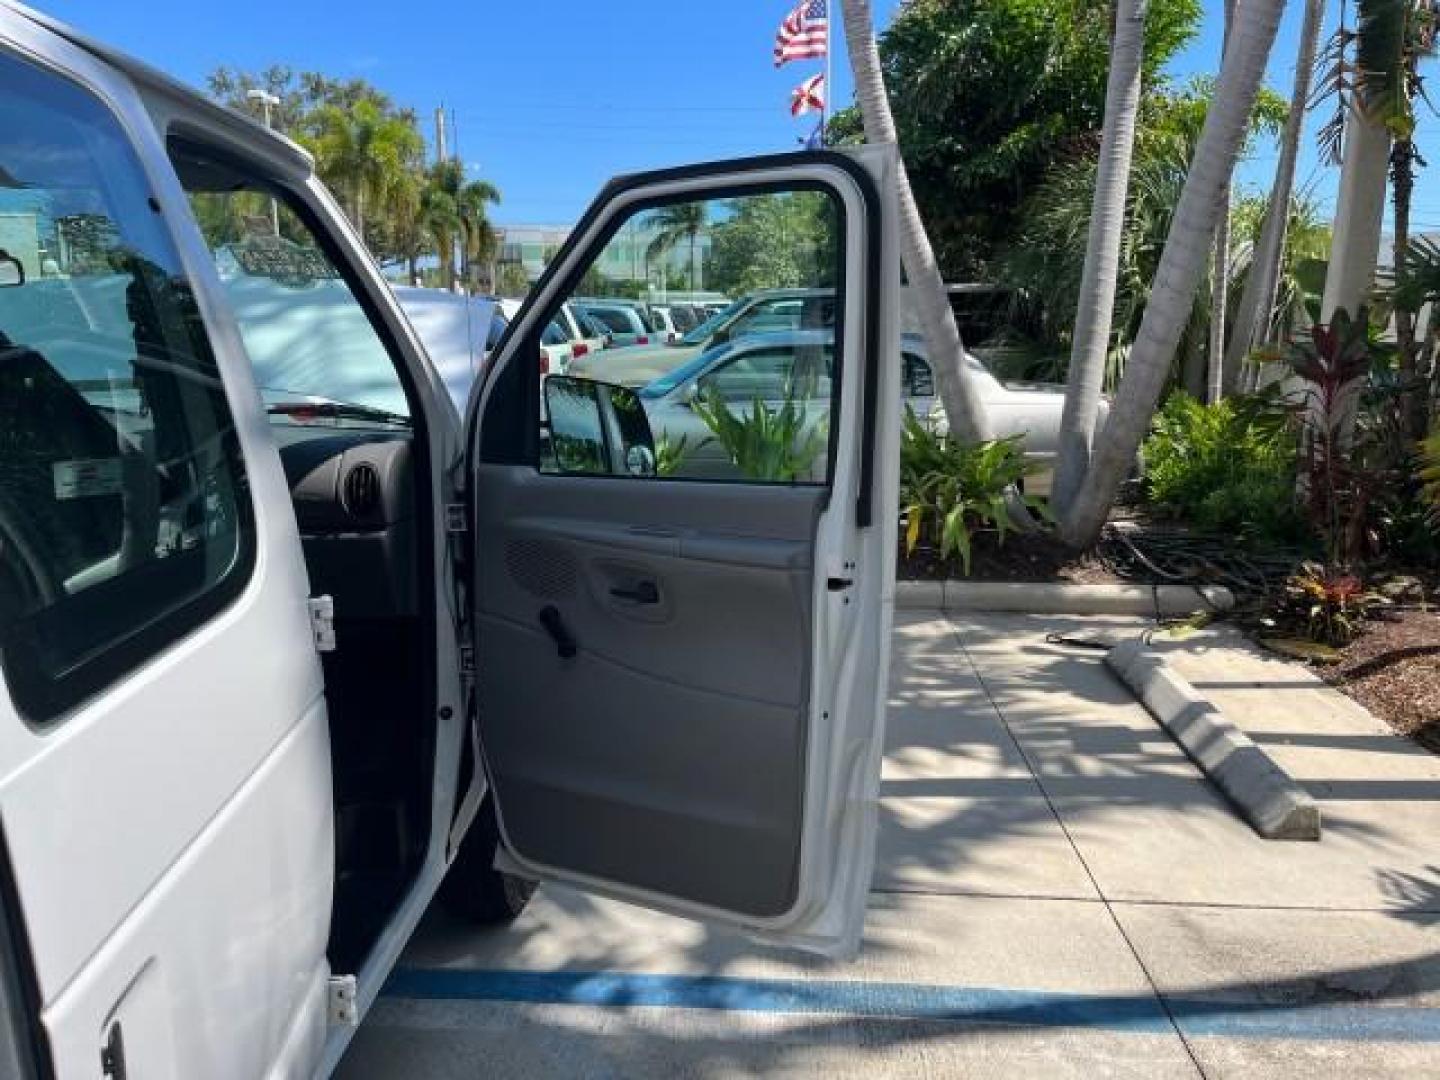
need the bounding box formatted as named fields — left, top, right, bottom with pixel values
left=1143, top=390, right=1304, bottom=542
left=691, top=389, right=827, bottom=483
left=900, top=410, right=1050, bottom=575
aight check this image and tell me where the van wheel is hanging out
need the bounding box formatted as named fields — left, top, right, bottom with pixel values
left=440, top=798, right=536, bottom=924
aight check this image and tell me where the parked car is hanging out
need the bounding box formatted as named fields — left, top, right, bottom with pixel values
left=639, top=330, right=1104, bottom=492
left=0, top=8, right=902, bottom=1078
left=391, top=286, right=501, bottom=410
left=570, top=287, right=836, bottom=387
left=572, top=298, right=655, bottom=347
left=647, top=303, right=700, bottom=344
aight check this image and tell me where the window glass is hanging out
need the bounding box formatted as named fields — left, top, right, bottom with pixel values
left=0, top=51, right=254, bottom=720
left=175, top=147, right=410, bottom=424
left=904, top=353, right=935, bottom=398
left=541, top=321, right=568, bottom=346
left=537, top=188, right=840, bottom=485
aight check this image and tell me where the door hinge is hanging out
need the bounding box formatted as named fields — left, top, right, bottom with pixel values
left=309, top=595, right=337, bottom=653
left=445, top=502, right=468, bottom=535
left=328, top=974, right=359, bottom=1027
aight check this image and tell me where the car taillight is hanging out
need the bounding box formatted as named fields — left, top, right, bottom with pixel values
left=572, top=343, right=589, bottom=359
left=539, top=351, right=549, bottom=375
left=636, top=335, right=649, bottom=345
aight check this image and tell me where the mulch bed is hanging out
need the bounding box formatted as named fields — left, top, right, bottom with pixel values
left=897, top=530, right=1120, bottom=584
left=1323, top=607, right=1440, bottom=754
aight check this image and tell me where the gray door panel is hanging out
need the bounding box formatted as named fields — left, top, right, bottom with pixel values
left=475, top=464, right=823, bottom=916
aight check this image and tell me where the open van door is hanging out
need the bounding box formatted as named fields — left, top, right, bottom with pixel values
left=463, top=148, right=901, bottom=956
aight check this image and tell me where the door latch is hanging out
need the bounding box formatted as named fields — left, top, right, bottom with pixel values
left=328, top=974, right=359, bottom=1027
left=100, top=1020, right=126, bottom=1080
left=309, top=595, right=337, bottom=653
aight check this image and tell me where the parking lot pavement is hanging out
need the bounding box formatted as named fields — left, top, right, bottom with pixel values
left=337, top=612, right=1440, bottom=1079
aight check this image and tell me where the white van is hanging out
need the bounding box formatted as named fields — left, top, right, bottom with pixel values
left=0, top=5, right=902, bottom=1078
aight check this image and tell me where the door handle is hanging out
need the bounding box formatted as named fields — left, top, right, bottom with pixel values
left=538, top=605, right=578, bottom=659
left=609, top=581, right=660, bottom=605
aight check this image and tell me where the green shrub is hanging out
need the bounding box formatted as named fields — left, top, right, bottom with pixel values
left=691, top=390, right=827, bottom=483
left=1420, top=424, right=1440, bottom=531
left=900, top=410, right=1050, bottom=575
left=1143, top=390, right=1304, bottom=542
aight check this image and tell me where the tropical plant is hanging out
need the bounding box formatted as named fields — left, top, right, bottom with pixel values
left=1052, top=0, right=1149, bottom=517
left=645, top=202, right=708, bottom=293
left=1142, top=389, right=1303, bottom=541
left=1418, top=423, right=1440, bottom=527
left=306, top=100, right=423, bottom=238
left=690, top=392, right=827, bottom=483
left=1267, top=563, right=1387, bottom=647
left=1224, top=0, right=1328, bottom=390
left=999, top=79, right=1287, bottom=393
left=654, top=432, right=697, bottom=478
left=838, top=0, right=993, bottom=445
left=899, top=413, right=1049, bottom=575
left=1291, top=307, right=1395, bottom=563
left=829, top=0, right=1201, bottom=277
left=1060, top=0, right=1290, bottom=547
left=423, top=160, right=501, bottom=291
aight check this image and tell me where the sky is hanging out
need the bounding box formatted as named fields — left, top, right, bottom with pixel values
left=34, top=0, right=1440, bottom=235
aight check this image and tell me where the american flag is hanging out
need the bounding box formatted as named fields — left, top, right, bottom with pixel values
left=774, top=0, right=829, bottom=68
left=790, top=73, right=826, bottom=118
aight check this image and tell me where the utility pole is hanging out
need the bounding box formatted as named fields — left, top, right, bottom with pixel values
left=434, top=106, right=447, bottom=164
left=247, top=89, right=282, bottom=236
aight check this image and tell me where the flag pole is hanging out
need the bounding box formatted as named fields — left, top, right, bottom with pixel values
left=821, top=6, right=832, bottom=147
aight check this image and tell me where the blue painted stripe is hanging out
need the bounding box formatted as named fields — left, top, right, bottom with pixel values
left=382, top=969, right=1440, bottom=1043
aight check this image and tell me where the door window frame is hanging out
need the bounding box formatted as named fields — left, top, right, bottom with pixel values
left=476, top=154, right=882, bottom=519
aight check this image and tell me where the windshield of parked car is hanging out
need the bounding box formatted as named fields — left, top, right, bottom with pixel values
left=638, top=340, right=735, bottom=398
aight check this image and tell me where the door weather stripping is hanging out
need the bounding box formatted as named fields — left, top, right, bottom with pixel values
left=308, top=596, right=337, bottom=653
left=328, top=975, right=359, bottom=1026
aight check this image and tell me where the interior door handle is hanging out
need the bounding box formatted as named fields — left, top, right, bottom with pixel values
left=538, top=605, right=578, bottom=659
left=609, top=581, right=660, bottom=605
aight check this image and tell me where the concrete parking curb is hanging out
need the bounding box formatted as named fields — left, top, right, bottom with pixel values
left=1105, top=639, right=1321, bottom=841
left=895, top=580, right=1234, bottom=616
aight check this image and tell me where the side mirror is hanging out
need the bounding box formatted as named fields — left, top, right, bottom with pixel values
left=543, top=376, right=656, bottom=478
left=0, top=249, right=24, bottom=288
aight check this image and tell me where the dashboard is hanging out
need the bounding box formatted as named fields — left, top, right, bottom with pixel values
left=272, top=426, right=418, bottom=620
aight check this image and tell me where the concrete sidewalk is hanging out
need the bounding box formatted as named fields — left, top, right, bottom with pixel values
left=338, top=612, right=1440, bottom=1079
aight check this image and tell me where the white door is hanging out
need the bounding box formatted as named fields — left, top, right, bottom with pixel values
left=0, top=22, right=332, bottom=1079
left=466, top=148, right=902, bottom=957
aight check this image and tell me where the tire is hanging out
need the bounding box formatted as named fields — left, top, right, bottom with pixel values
left=439, top=797, right=536, bottom=924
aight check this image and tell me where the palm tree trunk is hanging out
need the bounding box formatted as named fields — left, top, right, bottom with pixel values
left=1051, top=0, right=1149, bottom=516
left=1206, top=0, right=1236, bottom=405
left=1393, top=134, right=1426, bottom=441
left=838, top=0, right=991, bottom=443
left=1061, top=0, right=1288, bottom=547
left=1225, top=0, right=1324, bottom=393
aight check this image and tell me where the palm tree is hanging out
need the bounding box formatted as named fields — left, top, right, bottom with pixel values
left=1207, top=0, right=1236, bottom=404
left=1061, top=0, right=1289, bottom=547
left=424, top=161, right=501, bottom=291
left=1224, top=0, right=1327, bottom=391
left=306, top=100, right=421, bottom=238
left=457, top=177, right=501, bottom=291
left=645, top=202, right=707, bottom=293
left=1315, top=0, right=1436, bottom=440
left=1052, top=0, right=1150, bottom=516
left=838, top=0, right=991, bottom=444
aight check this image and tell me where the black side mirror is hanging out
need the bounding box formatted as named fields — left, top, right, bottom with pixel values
left=543, top=376, right=656, bottom=478
left=0, top=249, right=24, bottom=288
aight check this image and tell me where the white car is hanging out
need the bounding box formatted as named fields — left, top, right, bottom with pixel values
left=391, top=287, right=501, bottom=410
left=639, top=331, right=1103, bottom=493
left=0, top=7, right=902, bottom=1079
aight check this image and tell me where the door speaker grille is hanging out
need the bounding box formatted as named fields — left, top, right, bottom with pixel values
left=505, top=538, right=578, bottom=599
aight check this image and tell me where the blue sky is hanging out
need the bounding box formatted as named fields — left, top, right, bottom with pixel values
left=37, top=0, right=1440, bottom=234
